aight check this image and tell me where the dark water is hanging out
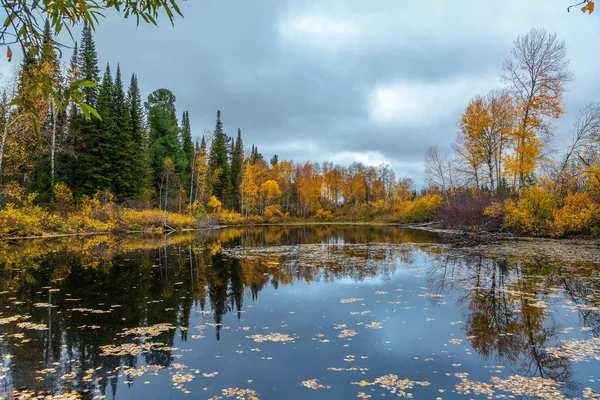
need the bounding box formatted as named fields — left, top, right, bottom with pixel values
left=0, top=226, right=599, bottom=399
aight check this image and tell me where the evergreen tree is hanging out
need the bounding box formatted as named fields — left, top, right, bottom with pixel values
left=78, top=23, right=100, bottom=106
left=72, top=24, right=101, bottom=197
left=181, top=111, right=193, bottom=165
left=74, top=64, right=114, bottom=196
left=230, top=128, right=244, bottom=211
left=146, top=88, right=182, bottom=202
left=112, top=64, right=136, bottom=200
left=251, top=144, right=263, bottom=163
left=127, top=74, right=150, bottom=202
left=208, top=110, right=230, bottom=203
left=270, top=154, right=279, bottom=167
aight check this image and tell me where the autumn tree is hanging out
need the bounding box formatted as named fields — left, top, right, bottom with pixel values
left=502, top=28, right=572, bottom=188
left=456, top=90, right=514, bottom=191
left=240, top=161, right=259, bottom=216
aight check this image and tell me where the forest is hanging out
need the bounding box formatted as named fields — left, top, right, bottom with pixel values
left=0, top=22, right=599, bottom=238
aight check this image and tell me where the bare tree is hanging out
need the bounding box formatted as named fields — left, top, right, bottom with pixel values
left=424, top=145, right=455, bottom=192
left=552, top=103, right=600, bottom=190
left=502, top=28, right=573, bottom=187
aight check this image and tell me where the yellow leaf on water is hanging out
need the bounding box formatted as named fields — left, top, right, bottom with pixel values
left=582, top=1, right=595, bottom=14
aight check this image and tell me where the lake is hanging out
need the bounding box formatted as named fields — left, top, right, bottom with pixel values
left=0, top=225, right=599, bottom=399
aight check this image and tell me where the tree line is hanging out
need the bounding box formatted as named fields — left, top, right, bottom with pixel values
left=0, top=23, right=439, bottom=228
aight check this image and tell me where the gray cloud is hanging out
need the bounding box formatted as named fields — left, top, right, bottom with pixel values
left=1, top=1, right=599, bottom=183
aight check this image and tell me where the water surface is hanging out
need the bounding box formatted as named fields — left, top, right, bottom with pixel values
left=0, top=226, right=599, bottom=399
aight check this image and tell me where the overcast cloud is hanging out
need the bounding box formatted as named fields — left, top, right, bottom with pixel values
left=2, top=1, right=599, bottom=183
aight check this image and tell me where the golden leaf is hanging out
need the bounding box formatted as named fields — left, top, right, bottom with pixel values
left=582, top=1, right=595, bottom=14
left=7, top=46, right=12, bottom=62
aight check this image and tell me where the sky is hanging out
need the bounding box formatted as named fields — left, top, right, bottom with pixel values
left=1, top=1, right=600, bottom=183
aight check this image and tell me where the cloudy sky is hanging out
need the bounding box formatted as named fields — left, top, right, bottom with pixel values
left=3, top=1, right=600, bottom=183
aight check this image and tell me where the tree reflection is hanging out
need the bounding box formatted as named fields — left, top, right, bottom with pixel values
left=0, top=226, right=597, bottom=398
left=426, top=252, right=600, bottom=392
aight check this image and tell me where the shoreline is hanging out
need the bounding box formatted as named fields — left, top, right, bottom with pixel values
left=3, top=221, right=600, bottom=246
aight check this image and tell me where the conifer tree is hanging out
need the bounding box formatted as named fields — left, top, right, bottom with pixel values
left=127, top=74, right=149, bottom=201
left=146, top=88, right=182, bottom=202
left=74, top=63, right=114, bottom=195
left=181, top=111, right=193, bottom=165
left=78, top=23, right=100, bottom=106
left=112, top=64, right=136, bottom=200
left=72, top=23, right=101, bottom=197
left=230, top=128, right=244, bottom=211
left=208, top=110, right=230, bottom=203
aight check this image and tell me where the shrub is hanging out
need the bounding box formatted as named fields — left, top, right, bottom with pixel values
left=400, top=194, right=442, bottom=223
left=315, top=208, right=333, bottom=221
left=503, top=186, right=556, bottom=236
left=437, top=189, right=501, bottom=230
left=217, top=209, right=244, bottom=225
left=553, top=192, right=598, bottom=237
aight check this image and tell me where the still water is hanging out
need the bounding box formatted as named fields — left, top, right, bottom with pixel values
left=0, top=226, right=599, bottom=399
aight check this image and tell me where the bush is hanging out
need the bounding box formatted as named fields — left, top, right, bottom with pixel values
left=503, top=186, right=556, bottom=236
left=315, top=208, right=333, bottom=221
left=436, top=189, right=502, bottom=230
left=553, top=192, right=598, bottom=237
left=400, top=194, right=442, bottom=223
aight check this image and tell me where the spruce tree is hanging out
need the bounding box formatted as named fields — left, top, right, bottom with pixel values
left=127, top=74, right=150, bottom=202
left=72, top=24, right=101, bottom=197
left=146, top=88, right=182, bottom=202
left=230, top=128, right=244, bottom=211
left=112, top=64, right=135, bottom=200
left=181, top=111, right=193, bottom=165
left=77, top=64, right=114, bottom=195
left=78, top=23, right=100, bottom=106
left=208, top=110, right=230, bottom=203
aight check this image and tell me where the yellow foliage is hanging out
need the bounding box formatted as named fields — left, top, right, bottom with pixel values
left=216, top=209, right=244, bottom=225
left=503, top=187, right=556, bottom=235
left=315, top=208, right=333, bottom=221
left=399, top=194, right=442, bottom=222
left=483, top=201, right=503, bottom=218
left=264, top=204, right=283, bottom=220
left=188, top=200, right=205, bottom=217
left=207, top=195, right=222, bottom=212
left=553, top=192, right=598, bottom=236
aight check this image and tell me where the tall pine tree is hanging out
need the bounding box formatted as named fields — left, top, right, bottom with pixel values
left=208, top=110, right=230, bottom=203
left=230, top=128, right=244, bottom=211
left=127, top=74, right=150, bottom=202
left=72, top=24, right=101, bottom=197
left=146, top=88, right=182, bottom=202
left=112, top=64, right=136, bottom=200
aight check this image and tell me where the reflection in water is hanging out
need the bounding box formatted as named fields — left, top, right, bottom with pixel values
left=0, top=226, right=598, bottom=399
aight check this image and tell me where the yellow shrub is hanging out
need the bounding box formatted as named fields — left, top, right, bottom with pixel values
left=400, top=194, right=442, bottom=222
left=217, top=209, right=244, bottom=225
left=0, top=202, right=62, bottom=237
left=208, top=196, right=222, bottom=212
left=315, top=208, right=333, bottom=220
left=553, top=192, right=598, bottom=236
left=53, top=182, right=74, bottom=213
left=188, top=200, right=205, bottom=217
left=503, top=187, right=556, bottom=235
left=264, top=204, right=283, bottom=220
left=119, top=208, right=197, bottom=230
